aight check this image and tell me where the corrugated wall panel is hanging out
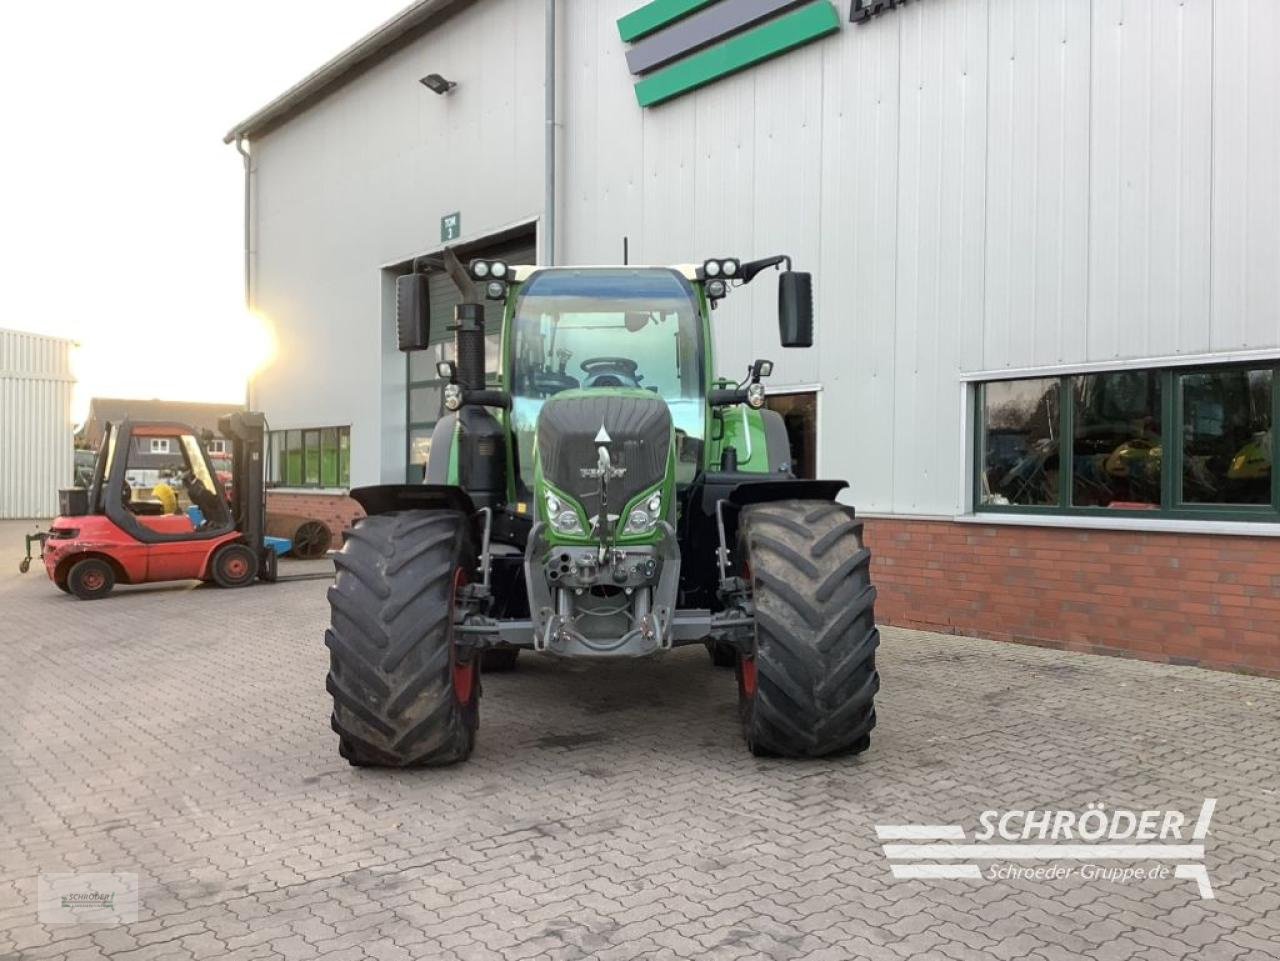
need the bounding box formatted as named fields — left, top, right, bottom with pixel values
left=1211, top=0, right=1280, bottom=351
left=252, top=0, right=544, bottom=487
left=243, top=0, right=1280, bottom=514
left=0, top=329, right=75, bottom=519
left=1088, top=0, right=1213, bottom=361
left=984, top=0, right=1090, bottom=371
left=893, top=0, right=988, bottom=513
left=818, top=14, right=900, bottom=509
left=745, top=42, right=822, bottom=387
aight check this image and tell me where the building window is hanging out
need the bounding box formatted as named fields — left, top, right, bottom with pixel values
left=976, top=363, right=1277, bottom=521
left=149, top=438, right=171, bottom=454
left=268, top=426, right=351, bottom=489
left=206, top=439, right=228, bottom=455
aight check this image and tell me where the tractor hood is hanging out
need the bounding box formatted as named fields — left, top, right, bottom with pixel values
left=536, top=389, right=672, bottom=520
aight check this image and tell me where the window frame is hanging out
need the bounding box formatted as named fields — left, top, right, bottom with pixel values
left=266, top=425, right=351, bottom=490
left=149, top=437, right=171, bottom=454
left=206, top=439, right=228, bottom=455
left=973, top=361, right=1279, bottom=523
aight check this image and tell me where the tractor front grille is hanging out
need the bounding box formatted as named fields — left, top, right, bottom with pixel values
left=537, top=393, right=671, bottom=514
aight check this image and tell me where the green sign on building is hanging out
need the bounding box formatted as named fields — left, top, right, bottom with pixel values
left=440, top=211, right=461, bottom=243
left=618, top=0, right=840, bottom=108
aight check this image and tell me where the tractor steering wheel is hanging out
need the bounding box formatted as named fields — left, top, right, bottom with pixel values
left=580, top=357, right=641, bottom=389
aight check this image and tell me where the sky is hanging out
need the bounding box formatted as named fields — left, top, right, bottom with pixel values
left=0, top=1, right=407, bottom=419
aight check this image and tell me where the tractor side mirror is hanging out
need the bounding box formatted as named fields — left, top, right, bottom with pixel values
left=396, top=273, right=431, bottom=351
left=777, top=271, right=813, bottom=348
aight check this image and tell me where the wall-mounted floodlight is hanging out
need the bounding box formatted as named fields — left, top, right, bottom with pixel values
left=419, top=73, right=456, bottom=95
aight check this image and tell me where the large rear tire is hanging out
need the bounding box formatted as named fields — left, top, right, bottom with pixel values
left=736, top=500, right=879, bottom=758
left=325, top=510, right=479, bottom=767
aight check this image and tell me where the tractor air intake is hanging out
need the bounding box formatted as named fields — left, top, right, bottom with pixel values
left=453, top=303, right=486, bottom=391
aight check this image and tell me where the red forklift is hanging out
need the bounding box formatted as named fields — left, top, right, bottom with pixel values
left=30, top=412, right=279, bottom=599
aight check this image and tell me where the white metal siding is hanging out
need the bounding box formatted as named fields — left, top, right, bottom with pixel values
left=251, top=0, right=545, bottom=487
left=559, top=0, right=1280, bottom=514
left=249, top=0, right=1280, bottom=515
left=0, top=329, right=75, bottom=519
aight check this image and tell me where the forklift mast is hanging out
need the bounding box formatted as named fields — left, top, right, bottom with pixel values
left=219, top=411, right=268, bottom=553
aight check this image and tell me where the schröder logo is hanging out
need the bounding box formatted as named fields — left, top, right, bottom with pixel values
left=876, top=799, right=1217, bottom=899
left=618, top=0, right=841, bottom=107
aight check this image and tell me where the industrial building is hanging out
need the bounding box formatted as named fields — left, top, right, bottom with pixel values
left=226, top=0, right=1280, bottom=673
left=0, top=328, right=75, bottom=519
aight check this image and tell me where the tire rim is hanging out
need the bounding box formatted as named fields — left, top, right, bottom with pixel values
left=82, top=570, right=105, bottom=591
left=225, top=555, right=250, bottom=579
left=450, top=567, right=476, bottom=705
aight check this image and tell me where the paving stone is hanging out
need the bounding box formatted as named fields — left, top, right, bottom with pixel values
left=0, top=540, right=1276, bottom=961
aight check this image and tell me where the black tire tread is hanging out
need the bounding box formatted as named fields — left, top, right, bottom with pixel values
left=740, top=499, right=879, bottom=758
left=325, top=510, right=477, bottom=767
left=480, top=647, right=521, bottom=672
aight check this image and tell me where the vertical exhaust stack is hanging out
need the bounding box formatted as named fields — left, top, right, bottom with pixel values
left=451, top=302, right=507, bottom=509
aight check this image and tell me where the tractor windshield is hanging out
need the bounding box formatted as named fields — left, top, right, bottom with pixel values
left=511, top=267, right=705, bottom=491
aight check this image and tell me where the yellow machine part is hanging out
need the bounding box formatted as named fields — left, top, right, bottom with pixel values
left=152, top=482, right=178, bottom=515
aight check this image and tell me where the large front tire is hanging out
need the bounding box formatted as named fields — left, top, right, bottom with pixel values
left=325, top=510, right=478, bottom=767
left=737, top=500, right=879, bottom=758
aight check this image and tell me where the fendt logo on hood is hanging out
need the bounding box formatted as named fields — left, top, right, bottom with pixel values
left=618, top=0, right=841, bottom=107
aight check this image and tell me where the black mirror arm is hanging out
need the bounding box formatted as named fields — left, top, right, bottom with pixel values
left=412, top=247, right=476, bottom=300
left=737, top=254, right=793, bottom=285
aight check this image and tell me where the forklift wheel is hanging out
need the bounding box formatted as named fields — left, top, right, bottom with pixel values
left=67, top=558, right=116, bottom=600
left=211, top=543, right=258, bottom=589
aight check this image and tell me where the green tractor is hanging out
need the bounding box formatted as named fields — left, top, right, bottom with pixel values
left=325, top=253, right=880, bottom=765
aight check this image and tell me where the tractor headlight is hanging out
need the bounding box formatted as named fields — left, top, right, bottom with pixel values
left=546, top=492, right=584, bottom=534
left=746, top=382, right=766, bottom=409
left=703, top=258, right=740, bottom=279
left=706, top=279, right=727, bottom=300
left=485, top=280, right=508, bottom=300
left=624, top=491, right=662, bottom=534
left=471, top=260, right=490, bottom=279
left=490, top=260, right=508, bottom=279
left=551, top=509, right=584, bottom=535
left=444, top=383, right=464, bottom=411
left=624, top=508, right=652, bottom=533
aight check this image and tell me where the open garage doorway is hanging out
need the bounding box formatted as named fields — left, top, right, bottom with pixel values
left=766, top=390, right=818, bottom=479
left=398, top=224, right=537, bottom=482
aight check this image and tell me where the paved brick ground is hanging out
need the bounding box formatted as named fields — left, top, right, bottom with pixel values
left=1, top=519, right=1278, bottom=960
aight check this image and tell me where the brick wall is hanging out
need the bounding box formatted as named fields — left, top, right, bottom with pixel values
left=260, top=493, right=1277, bottom=675
left=266, top=492, right=364, bottom=542
left=861, top=517, right=1280, bottom=677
